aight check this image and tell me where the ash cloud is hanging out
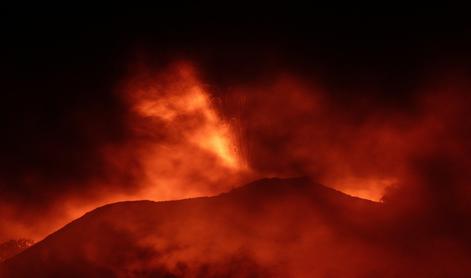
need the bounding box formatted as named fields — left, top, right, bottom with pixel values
left=1, top=15, right=471, bottom=244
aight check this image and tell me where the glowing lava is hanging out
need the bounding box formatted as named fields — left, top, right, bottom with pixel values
left=325, top=177, right=398, bottom=202
left=125, top=63, right=248, bottom=201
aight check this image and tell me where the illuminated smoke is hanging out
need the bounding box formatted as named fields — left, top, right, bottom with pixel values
left=0, top=62, right=252, bottom=242
left=2, top=60, right=471, bottom=246
left=122, top=62, right=250, bottom=201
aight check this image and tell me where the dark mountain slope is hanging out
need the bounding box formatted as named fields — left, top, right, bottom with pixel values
left=1, top=177, right=470, bottom=277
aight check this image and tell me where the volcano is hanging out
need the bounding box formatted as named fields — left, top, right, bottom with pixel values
left=1, top=177, right=470, bottom=277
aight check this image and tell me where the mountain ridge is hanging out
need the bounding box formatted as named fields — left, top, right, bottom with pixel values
left=2, top=177, right=468, bottom=277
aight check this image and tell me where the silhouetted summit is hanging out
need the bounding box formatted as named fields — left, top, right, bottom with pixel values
left=1, top=177, right=469, bottom=277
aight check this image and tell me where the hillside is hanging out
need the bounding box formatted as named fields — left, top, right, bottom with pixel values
left=1, top=177, right=469, bottom=277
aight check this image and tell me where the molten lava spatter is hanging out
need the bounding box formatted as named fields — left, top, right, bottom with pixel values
left=125, top=63, right=249, bottom=201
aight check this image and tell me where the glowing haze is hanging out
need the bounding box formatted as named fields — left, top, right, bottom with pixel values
left=123, top=62, right=250, bottom=200
left=2, top=60, right=469, bottom=244
left=0, top=62, right=252, bottom=242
